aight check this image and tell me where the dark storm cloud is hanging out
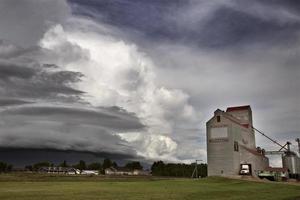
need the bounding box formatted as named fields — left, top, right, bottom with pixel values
left=0, top=59, right=84, bottom=101
left=0, top=99, right=33, bottom=106
left=69, top=0, right=184, bottom=34
left=69, top=0, right=300, bottom=48
left=0, top=104, right=144, bottom=157
left=197, top=7, right=300, bottom=48
left=2, top=105, right=144, bottom=131
left=0, top=0, right=151, bottom=163
left=255, top=0, right=300, bottom=10
left=0, top=60, right=36, bottom=79
left=0, top=148, right=139, bottom=167
left=0, top=37, right=146, bottom=160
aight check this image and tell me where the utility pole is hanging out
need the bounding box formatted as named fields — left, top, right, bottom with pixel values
left=191, top=159, right=203, bottom=179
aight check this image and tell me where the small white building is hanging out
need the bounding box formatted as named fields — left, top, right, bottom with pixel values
left=105, top=167, right=133, bottom=175
left=38, top=167, right=80, bottom=175
left=133, top=169, right=150, bottom=176
left=105, top=167, right=150, bottom=176
left=81, top=170, right=99, bottom=175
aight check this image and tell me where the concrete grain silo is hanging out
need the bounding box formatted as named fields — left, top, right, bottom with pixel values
left=206, top=105, right=269, bottom=177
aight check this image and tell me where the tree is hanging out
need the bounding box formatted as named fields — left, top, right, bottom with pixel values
left=0, top=162, right=7, bottom=173
left=33, top=162, right=51, bottom=171
left=151, top=161, right=165, bottom=176
left=125, top=161, right=143, bottom=170
left=102, top=158, right=112, bottom=170
left=25, top=165, right=33, bottom=171
left=87, top=162, right=102, bottom=170
left=151, top=161, right=207, bottom=177
left=59, top=160, right=68, bottom=168
left=75, top=160, right=86, bottom=171
left=0, top=162, right=13, bottom=173
left=112, top=161, right=118, bottom=168
left=72, top=160, right=86, bottom=171
left=7, top=164, right=12, bottom=172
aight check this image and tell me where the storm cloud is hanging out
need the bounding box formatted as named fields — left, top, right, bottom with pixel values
left=68, top=0, right=300, bottom=165
left=0, top=0, right=299, bottom=165
left=0, top=59, right=83, bottom=102
left=0, top=105, right=144, bottom=156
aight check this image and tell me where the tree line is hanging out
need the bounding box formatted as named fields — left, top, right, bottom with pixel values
left=0, top=161, right=13, bottom=173
left=151, top=161, right=207, bottom=177
left=1, top=159, right=207, bottom=177
left=24, top=158, right=143, bottom=174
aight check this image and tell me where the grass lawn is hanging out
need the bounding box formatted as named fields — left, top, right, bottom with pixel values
left=0, top=173, right=299, bottom=200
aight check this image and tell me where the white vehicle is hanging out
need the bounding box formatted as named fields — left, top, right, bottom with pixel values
left=240, top=164, right=251, bottom=175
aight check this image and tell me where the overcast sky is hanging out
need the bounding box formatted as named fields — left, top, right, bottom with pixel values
left=0, top=0, right=299, bottom=166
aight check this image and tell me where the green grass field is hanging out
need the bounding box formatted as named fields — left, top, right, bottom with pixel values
left=0, top=173, right=299, bottom=200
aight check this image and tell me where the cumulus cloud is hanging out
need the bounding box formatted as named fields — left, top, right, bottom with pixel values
left=0, top=0, right=201, bottom=163
left=36, top=19, right=200, bottom=162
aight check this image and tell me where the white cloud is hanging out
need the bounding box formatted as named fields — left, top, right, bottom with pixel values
left=118, top=132, right=178, bottom=161
left=37, top=17, right=201, bottom=162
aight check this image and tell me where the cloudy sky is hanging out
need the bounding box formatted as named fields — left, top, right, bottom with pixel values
left=0, top=0, right=299, bottom=166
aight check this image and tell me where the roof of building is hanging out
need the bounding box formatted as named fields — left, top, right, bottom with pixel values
left=226, top=105, right=251, bottom=112
left=265, top=167, right=288, bottom=172
left=208, top=106, right=253, bottom=131
left=222, top=112, right=251, bottom=130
